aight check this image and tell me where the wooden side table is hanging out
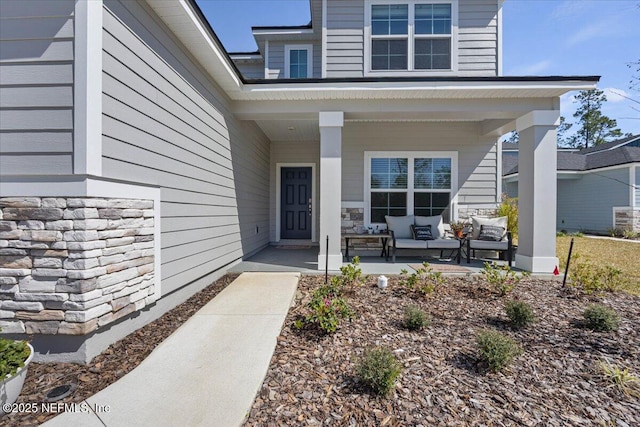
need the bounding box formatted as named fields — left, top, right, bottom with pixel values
left=343, top=233, right=391, bottom=261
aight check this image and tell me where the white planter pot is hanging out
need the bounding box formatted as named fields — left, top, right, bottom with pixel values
left=1, top=343, right=34, bottom=411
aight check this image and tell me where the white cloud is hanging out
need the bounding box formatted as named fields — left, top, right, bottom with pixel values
left=551, top=0, right=594, bottom=21
left=565, top=20, right=615, bottom=47
left=507, top=60, right=551, bottom=76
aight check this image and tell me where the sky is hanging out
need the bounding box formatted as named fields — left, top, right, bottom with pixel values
left=197, top=0, right=640, bottom=137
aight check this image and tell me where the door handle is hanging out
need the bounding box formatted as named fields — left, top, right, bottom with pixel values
left=308, top=198, right=312, bottom=216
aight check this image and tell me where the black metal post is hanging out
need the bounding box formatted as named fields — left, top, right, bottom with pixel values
left=562, top=237, right=574, bottom=288
left=325, top=235, right=329, bottom=284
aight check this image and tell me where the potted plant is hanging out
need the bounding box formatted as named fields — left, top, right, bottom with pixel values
left=449, top=221, right=467, bottom=238
left=1, top=333, right=34, bottom=410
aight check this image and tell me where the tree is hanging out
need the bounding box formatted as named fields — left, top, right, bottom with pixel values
left=630, top=59, right=640, bottom=92
left=503, top=116, right=571, bottom=147
left=564, top=89, right=624, bottom=149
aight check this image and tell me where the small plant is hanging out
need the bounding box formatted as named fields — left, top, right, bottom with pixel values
left=571, top=262, right=626, bottom=294
left=481, top=262, right=529, bottom=296
left=356, top=346, right=402, bottom=396
left=608, top=227, right=624, bottom=238
left=622, top=229, right=640, bottom=240
left=583, top=305, right=620, bottom=332
left=504, top=300, right=535, bottom=329
left=399, top=262, right=445, bottom=295
left=0, top=335, right=30, bottom=379
left=476, top=330, right=522, bottom=372
left=304, top=284, right=354, bottom=333
left=403, top=305, right=430, bottom=331
left=332, top=256, right=367, bottom=291
left=449, top=221, right=467, bottom=237
left=571, top=231, right=585, bottom=237
left=598, top=359, right=640, bottom=397
left=496, top=194, right=518, bottom=239
left=556, top=230, right=567, bottom=237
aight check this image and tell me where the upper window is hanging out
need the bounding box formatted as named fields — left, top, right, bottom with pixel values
left=366, top=152, right=457, bottom=224
left=285, top=45, right=313, bottom=78
left=366, top=0, right=457, bottom=74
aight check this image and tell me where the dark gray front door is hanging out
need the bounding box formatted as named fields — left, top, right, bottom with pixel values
left=281, top=167, right=312, bottom=239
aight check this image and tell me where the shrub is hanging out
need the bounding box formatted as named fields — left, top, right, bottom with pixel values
left=481, top=262, right=529, bottom=296
left=356, top=347, right=402, bottom=396
left=598, top=359, right=639, bottom=397
left=504, top=300, right=535, bottom=329
left=332, top=256, right=367, bottom=291
left=476, top=330, right=522, bottom=372
left=399, top=263, right=445, bottom=295
left=496, top=194, right=518, bottom=239
left=403, top=305, right=430, bottom=331
left=304, top=285, right=354, bottom=334
left=571, top=262, right=626, bottom=294
left=583, top=305, right=620, bottom=332
left=0, top=336, right=30, bottom=379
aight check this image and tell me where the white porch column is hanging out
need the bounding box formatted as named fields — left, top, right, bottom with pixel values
left=515, top=111, right=560, bottom=273
left=318, top=112, right=344, bottom=270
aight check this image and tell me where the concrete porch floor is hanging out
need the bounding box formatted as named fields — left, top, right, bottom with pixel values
left=229, top=246, right=517, bottom=276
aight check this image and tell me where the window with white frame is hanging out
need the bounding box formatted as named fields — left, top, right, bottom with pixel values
left=366, top=152, right=456, bottom=224
left=285, top=45, right=313, bottom=78
left=366, top=0, right=456, bottom=73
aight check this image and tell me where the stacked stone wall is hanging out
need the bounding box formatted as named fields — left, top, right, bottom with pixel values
left=614, top=208, right=640, bottom=232
left=0, top=197, right=157, bottom=335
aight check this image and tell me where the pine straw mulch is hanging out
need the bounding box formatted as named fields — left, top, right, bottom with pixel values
left=2, top=273, right=238, bottom=427
left=245, top=275, right=640, bottom=427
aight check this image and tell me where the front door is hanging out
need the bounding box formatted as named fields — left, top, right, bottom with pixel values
left=281, top=167, right=312, bottom=239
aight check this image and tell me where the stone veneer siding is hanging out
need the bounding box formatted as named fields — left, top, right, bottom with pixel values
left=0, top=197, right=157, bottom=336
left=614, top=208, right=640, bottom=232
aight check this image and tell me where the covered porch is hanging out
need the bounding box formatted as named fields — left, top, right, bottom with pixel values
left=233, top=77, right=597, bottom=273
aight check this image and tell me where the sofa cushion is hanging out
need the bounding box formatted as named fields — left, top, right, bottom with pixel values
left=385, top=215, right=414, bottom=239
left=471, top=216, right=508, bottom=240
left=478, top=225, right=506, bottom=241
left=426, top=238, right=460, bottom=249
left=393, top=239, right=428, bottom=249
left=469, top=239, right=509, bottom=250
left=415, top=215, right=445, bottom=239
left=411, top=224, right=434, bottom=240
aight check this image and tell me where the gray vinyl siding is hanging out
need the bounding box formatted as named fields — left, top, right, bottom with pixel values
left=233, top=61, right=265, bottom=79
left=324, top=0, right=497, bottom=78
left=267, top=40, right=321, bottom=79
left=557, top=168, right=630, bottom=233
left=270, top=141, right=320, bottom=241
left=0, top=0, right=75, bottom=175
left=102, top=1, right=270, bottom=295
left=342, top=121, right=498, bottom=205
left=325, top=0, right=364, bottom=78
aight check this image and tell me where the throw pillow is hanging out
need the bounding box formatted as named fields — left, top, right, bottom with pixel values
left=385, top=215, right=414, bottom=239
left=415, top=215, right=445, bottom=239
left=411, top=225, right=434, bottom=240
left=478, top=225, right=506, bottom=241
left=471, top=216, right=508, bottom=240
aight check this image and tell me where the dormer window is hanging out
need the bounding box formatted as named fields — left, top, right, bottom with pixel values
left=285, top=45, right=313, bottom=78
left=365, top=0, right=457, bottom=75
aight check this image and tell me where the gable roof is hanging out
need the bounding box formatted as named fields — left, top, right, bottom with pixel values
left=503, top=134, right=640, bottom=176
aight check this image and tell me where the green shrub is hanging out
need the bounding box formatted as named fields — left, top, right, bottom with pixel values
left=583, top=305, right=620, bottom=332
left=571, top=262, right=626, bottom=294
left=403, top=305, right=430, bottom=331
left=399, top=262, right=445, bottom=295
left=304, top=285, right=353, bottom=334
left=0, top=336, right=30, bottom=379
left=504, top=300, right=535, bottom=329
left=356, top=347, right=402, bottom=396
left=476, top=330, right=522, bottom=372
left=598, top=359, right=639, bottom=397
left=496, top=194, right=518, bottom=239
left=332, top=256, right=367, bottom=291
left=481, top=262, right=529, bottom=296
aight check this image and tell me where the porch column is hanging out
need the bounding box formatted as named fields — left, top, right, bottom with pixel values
left=318, top=112, right=344, bottom=270
left=515, top=111, right=560, bottom=273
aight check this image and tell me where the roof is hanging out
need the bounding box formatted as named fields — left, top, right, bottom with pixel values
left=503, top=135, right=640, bottom=176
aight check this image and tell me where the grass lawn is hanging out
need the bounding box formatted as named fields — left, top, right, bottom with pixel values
left=556, top=235, right=640, bottom=294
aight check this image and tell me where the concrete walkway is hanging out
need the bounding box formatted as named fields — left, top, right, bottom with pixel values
left=42, top=272, right=299, bottom=427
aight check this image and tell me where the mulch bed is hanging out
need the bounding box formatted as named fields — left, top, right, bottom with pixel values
left=245, top=276, right=640, bottom=426
left=2, top=274, right=238, bottom=427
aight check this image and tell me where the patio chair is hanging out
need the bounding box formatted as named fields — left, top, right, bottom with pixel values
left=466, top=216, right=513, bottom=266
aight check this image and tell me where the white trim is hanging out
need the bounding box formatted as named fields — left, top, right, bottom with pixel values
left=322, top=0, right=328, bottom=78
left=284, top=44, right=313, bottom=78
left=275, top=163, right=317, bottom=243
left=496, top=139, right=502, bottom=201
left=342, top=201, right=366, bottom=209
left=631, top=166, right=637, bottom=208
left=264, top=40, right=270, bottom=78
left=229, top=54, right=262, bottom=61
left=73, top=0, right=103, bottom=176
left=516, top=110, right=560, bottom=131
left=363, top=0, right=459, bottom=77
left=497, top=0, right=504, bottom=76
left=515, top=254, right=559, bottom=274
left=363, top=151, right=459, bottom=225
left=504, top=162, right=640, bottom=179
left=0, top=176, right=162, bottom=299
left=319, top=111, right=344, bottom=127
left=253, top=28, right=315, bottom=36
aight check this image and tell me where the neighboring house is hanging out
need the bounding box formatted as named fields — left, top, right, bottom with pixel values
left=0, top=0, right=597, bottom=362
left=503, top=135, right=640, bottom=234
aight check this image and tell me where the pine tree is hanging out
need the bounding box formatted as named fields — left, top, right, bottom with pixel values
left=565, top=89, right=623, bottom=149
